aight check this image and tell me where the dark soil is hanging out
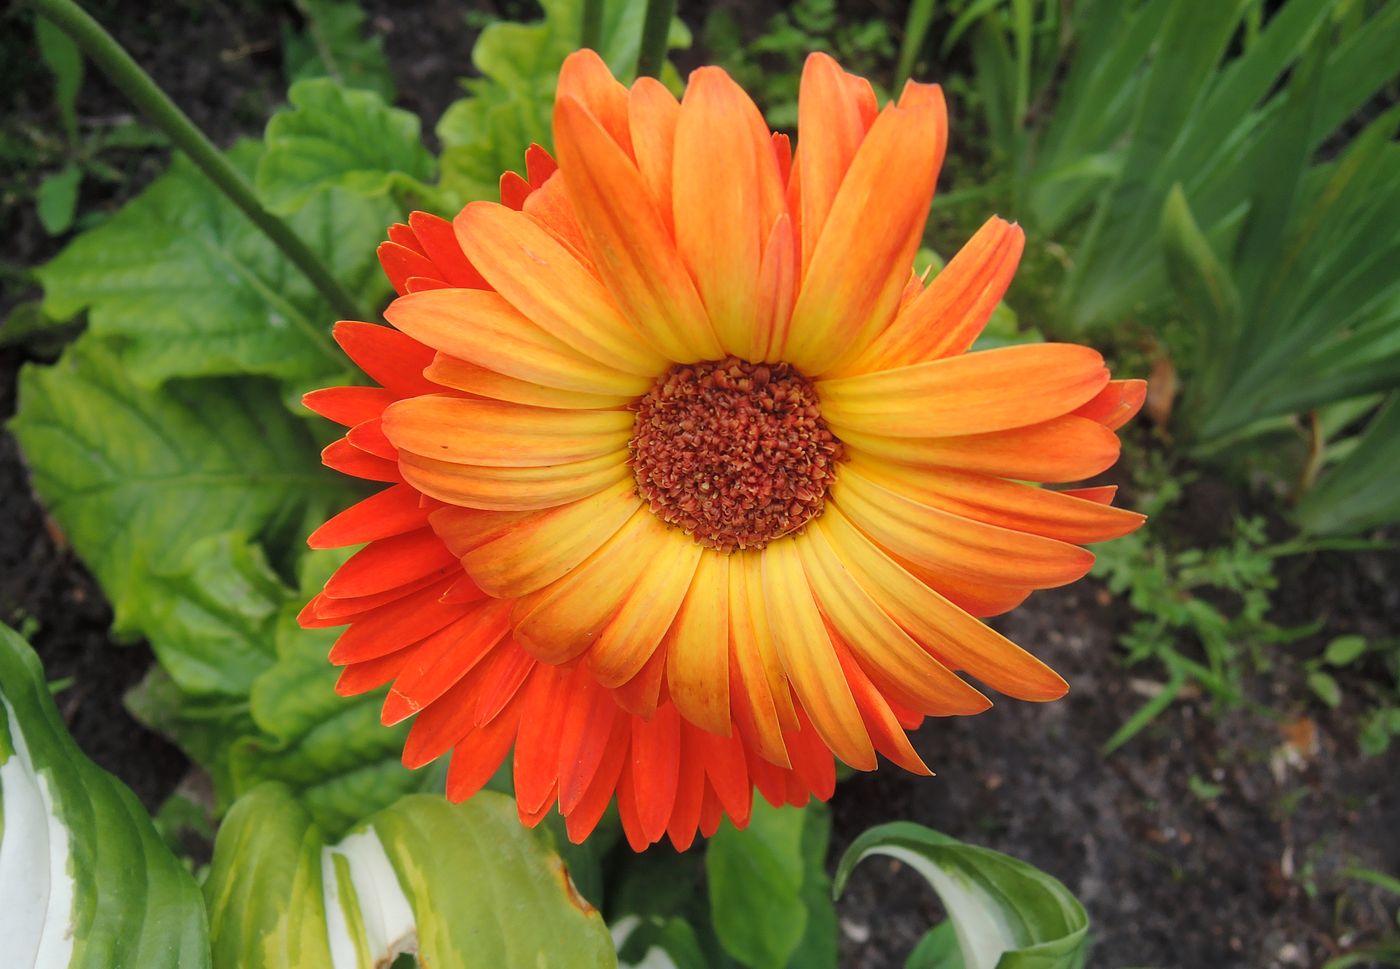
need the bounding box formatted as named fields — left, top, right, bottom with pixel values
left=831, top=566, right=1400, bottom=969
left=3, top=2, right=1399, bottom=968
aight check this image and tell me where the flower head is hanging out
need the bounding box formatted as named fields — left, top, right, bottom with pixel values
left=301, top=50, right=1146, bottom=850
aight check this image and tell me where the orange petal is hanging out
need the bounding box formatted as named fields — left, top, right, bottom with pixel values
left=304, top=386, right=398, bottom=427
left=664, top=550, right=731, bottom=737
left=554, top=93, right=723, bottom=363
left=381, top=395, right=632, bottom=468
left=453, top=478, right=641, bottom=598
left=794, top=53, right=876, bottom=273
left=325, top=527, right=460, bottom=598
left=784, top=84, right=946, bottom=374
left=556, top=49, right=632, bottom=153
left=333, top=321, right=439, bottom=396
left=563, top=708, right=631, bottom=843
left=630, top=703, right=682, bottom=843
left=726, top=553, right=793, bottom=767
left=819, top=505, right=1066, bottom=701
left=587, top=516, right=703, bottom=687
left=1073, top=379, right=1147, bottom=431
left=850, top=456, right=1144, bottom=544
left=512, top=505, right=660, bottom=664
left=840, top=416, right=1121, bottom=484
left=424, top=354, right=633, bottom=410
left=828, top=632, right=931, bottom=775
left=628, top=77, right=680, bottom=234
left=513, top=664, right=571, bottom=815
left=794, top=526, right=990, bottom=716
left=672, top=67, right=786, bottom=357
left=321, top=438, right=401, bottom=482
left=454, top=202, right=667, bottom=376
left=831, top=466, right=1094, bottom=590
left=760, top=540, right=875, bottom=770
left=835, top=217, right=1024, bottom=375
left=385, top=288, right=654, bottom=396
left=398, top=449, right=630, bottom=511
left=556, top=665, right=621, bottom=815
left=819, top=343, right=1110, bottom=438
left=752, top=214, right=797, bottom=362
left=445, top=701, right=522, bottom=802
left=328, top=577, right=469, bottom=665
left=308, top=483, right=430, bottom=549
left=381, top=600, right=513, bottom=724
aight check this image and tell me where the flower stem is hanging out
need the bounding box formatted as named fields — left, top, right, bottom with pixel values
left=580, top=0, right=604, bottom=51
left=635, top=0, right=675, bottom=79
left=26, top=0, right=369, bottom=322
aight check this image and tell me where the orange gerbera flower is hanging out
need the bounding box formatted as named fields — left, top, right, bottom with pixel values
left=300, top=50, right=1146, bottom=850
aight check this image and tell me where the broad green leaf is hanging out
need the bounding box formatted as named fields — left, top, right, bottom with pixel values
left=7, top=333, right=351, bottom=636
left=283, top=0, right=395, bottom=101
left=205, top=783, right=616, bottom=969
left=36, top=141, right=392, bottom=387
left=36, top=163, right=81, bottom=235
left=0, top=624, right=210, bottom=968
left=615, top=916, right=709, bottom=969
left=835, top=823, right=1088, bottom=969
left=707, top=800, right=837, bottom=969
left=907, top=922, right=965, bottom=969
left=256, top=79, right=438, bottom=214
left=229, top=550, right=431, bottom=838
left=437, top=0, right=689, bottom=201
left=139, top=532, right=290, bottom=696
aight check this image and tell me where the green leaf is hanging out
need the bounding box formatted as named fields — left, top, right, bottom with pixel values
left=907, top=922, right=965, bottom=969
left=37, top=163, right=82, bottom=235
left=140, top=533, right=291, bottom=695
left=1307, top=671, right=1342, bottom=709
left=1299, top=394, right=1400, bottom=534
left=228, top=550, right=431, bottom=838
left=283, top=0, right=395, bottom=101
left=615, top=916, right=709, bottom=969
left=205, top=783, right=616, bottom=969
left=36, top=141, right=393, bottom=387
left=257, top=79, right=438, bottom=215
left=1324, top=635, right=1368, bottom=668
left=707, top=800, right=836, bottom=969
left=7, top=333, right=351, bottom=636
left=36, top=14, right=83, bottom=142
left=437, top=0, right=689, bottom=201
left=0, top=624, right=211, bottom=968
left=835, top=823, right=1089, bottom=969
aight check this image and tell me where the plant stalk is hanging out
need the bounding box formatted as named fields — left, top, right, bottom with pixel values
left=26, top=0, right=369, bottom=322
left=635, top=0, right=675, bottom=79
left=580, top=0, right=604, bottom=52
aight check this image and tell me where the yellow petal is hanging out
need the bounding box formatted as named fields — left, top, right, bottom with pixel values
left=665, top=550, right=731, bottom=736
left=385, top=288, right=653, bottom=396
left=760, top=539, right=876, bottom=770
left=794, top=526, right=990, bottom=716
left=454, top=201, right=668, bottom=376
left=819, top=504, right=1067, bottom=701
left=818, top=343, right=1109, bottom=438
left=397, top=449, right=630, bottom=511
left=382, top=396, right=632, bottom=468
left=831, top=465, right=1094, bottom=590
left=450, top=478, right=641, bottom=597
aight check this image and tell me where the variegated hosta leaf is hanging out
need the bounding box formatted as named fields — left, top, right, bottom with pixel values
left=834, top=823, right=1089, bottom=969
left=205, top=783, right=617, bottom=969
left=0, top=624, right=211, bottom=969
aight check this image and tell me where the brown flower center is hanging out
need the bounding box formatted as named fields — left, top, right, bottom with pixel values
left=630, top=356, right=845, bottom=553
